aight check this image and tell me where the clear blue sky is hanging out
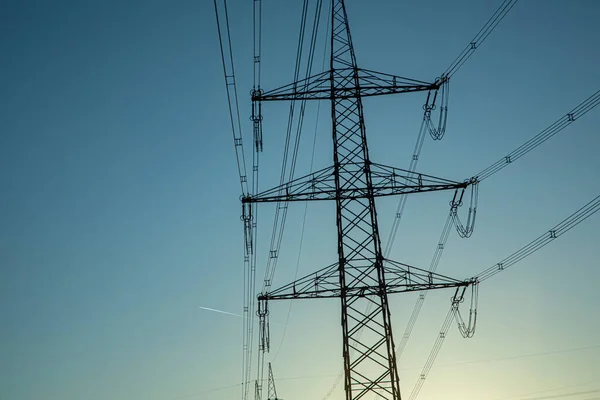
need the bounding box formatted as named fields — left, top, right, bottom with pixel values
left=1, top=1, right=599, bottom=400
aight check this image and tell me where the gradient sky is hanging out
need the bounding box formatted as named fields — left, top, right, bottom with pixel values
left=1, top=1, right=599, bottom=400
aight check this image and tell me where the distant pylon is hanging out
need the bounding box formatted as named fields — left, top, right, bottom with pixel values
left=267, top=363, right=280, bottom=400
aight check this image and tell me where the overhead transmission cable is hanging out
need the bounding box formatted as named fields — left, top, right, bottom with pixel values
left=248, top=0, right=265, bottom=398
left=394, top=86, right=600, bottom=365
left=422, top=0, right=519, bottom=141
left=271, top=0, right=330, bottom=362
left=407, top=307, right=455, bottom=400
left=385, top=0, right=522, bottom=361
left=443, top=0, right=518, bottom=78
left=262, top=0, right=324, bottom=295
left=255, top=1, right=325, bottom=398
left=476, top=88, right=600, bottom=181
left=395, top=212, right=454, bottom=358
left=213, top=2, right=255, bottom=400
left=256, top=0, right=324, bottom=366
left=490, top=381, right=599, bottom=400
left=475, top=193, right=600, bottom=281
left=408, top=192, right=600, bottom=400
left=213, top=0, right=249, bottom=197
left=384, top=0, right=520, bottom=257
left=444, top=0, right=519, bottom=78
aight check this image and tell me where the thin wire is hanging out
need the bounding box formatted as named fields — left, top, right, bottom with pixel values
left=408, top=193, right=600, bottom=400
left=434, top=344, right=600, bottom=369
left=212, top=2, right=255, bottom=399
left=245, top=0, right=264, bottom=394
left=213, top=0, right=249, bottom=197
left=383, top=117, right=429, bottom=257
left=384, top=0, right=523, bottom=263
left=445, top=0, right=519, bottom=78
left=262, top=0, right=312, bottom=294
left=255, top=2, right=324, bottom=398
left=395, top=87, right=600, bottom=379
left=476, top=89, right=600, bottom=181
left=476, top=193, right=600, bottom=281
left=408, top=307, right=456, bottom=400
left=518, top=389, right=600, bottom=400
left=271, top=1, right=330, bottom=361
left=263, top=0, right=324, bottom=292
left=395, top=211, right=454, bottom=358
left=170, top=383, right=243, bottom=400
left=421, top=0, right=519, bottom=142
left=491, top=382, right=597, bottom=400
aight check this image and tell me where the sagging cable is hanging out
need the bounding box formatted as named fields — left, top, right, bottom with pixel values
left=452, top=281, right=479, bottom=339
left=258, top=299, right=270, bottom=353
left=451, top=180, right=479, bottom=238
left=424, top=76, right=450, bottom=140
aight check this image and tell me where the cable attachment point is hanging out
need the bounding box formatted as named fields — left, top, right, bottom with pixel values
left=242, top=202, right=254, bottom=255
left=423, top=75, right=450, bottom=140
left=251, top=88, right=264, bottom=101
left=251, top=91, right=264, bottom=152
left=451, top=179, right=479, bottom=238
left=257, top=298, right=270, bottom=353
left=452, top=279, right=479, bottom=338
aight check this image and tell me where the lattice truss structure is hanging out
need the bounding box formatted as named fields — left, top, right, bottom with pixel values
left=242, top=2, right=478, bottom=400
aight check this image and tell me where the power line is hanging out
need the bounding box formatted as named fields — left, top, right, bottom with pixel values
left=262, top=0, right=325, bottom=295
left=491, top=380, right=598, bottom=400
left=393, top=87, right=600, bottom=375
left=445, top=0, right=519, bottom=78
left=408, top=192, right=600, bottom=399
left=384, top=0, right=521, bottom=266
left=271, top=3, right=330, bottom=361
left=408, top=307, right=456, bottom=400
left=420, top=0, right=520, bottom=141
left=519, top=389, right=600, bottom=400
left=212, top=2, right=256, bottom=399
left=476, top=88, right=600, bottom=181
left=433, top=344, right=600, bottom=369
left=255, top=3, right=327, bottom=399
left=213, top=0, right=249, bottom=197
left=476, top=192, right=600, bottom=281
left=170, top=383, right=243, bottom=400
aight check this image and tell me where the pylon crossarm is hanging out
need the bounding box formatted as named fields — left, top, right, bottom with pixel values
left=242, top=165, right=336, bottom=204
left=370, top=163, right=474, bottom=196
left=258, top=262, right=340, bottom=301
left=253, top=68, right=438, bottom=102
left=243, top=163, right=476, bottom=204
left=257, top=259, right=472, bottom=301
left=383, top=258, right=471, bottom=294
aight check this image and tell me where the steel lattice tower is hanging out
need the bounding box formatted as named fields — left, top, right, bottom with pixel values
left=244, top=1, right=477, bottom=399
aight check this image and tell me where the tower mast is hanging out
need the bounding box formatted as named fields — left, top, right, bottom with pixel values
left=329, top=2, right=400, bottom=398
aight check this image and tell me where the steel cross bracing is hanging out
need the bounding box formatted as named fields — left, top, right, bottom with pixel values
left=245, top=1, right=477, bottom=400
left=267, top=363, right=279, bottom=400
left=243, top=164, right=473, bottom=204
left=252, top=68, right=446, bottom=102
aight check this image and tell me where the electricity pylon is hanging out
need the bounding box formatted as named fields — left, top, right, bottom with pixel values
left=267, top=363, right=280, bottom=400
left=243, top=1, right=477, bottom=399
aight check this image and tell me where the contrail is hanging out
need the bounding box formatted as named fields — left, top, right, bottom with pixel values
left=198, top=306, right=244, bottom=318
left=198, top=305, right=280, bottom=325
